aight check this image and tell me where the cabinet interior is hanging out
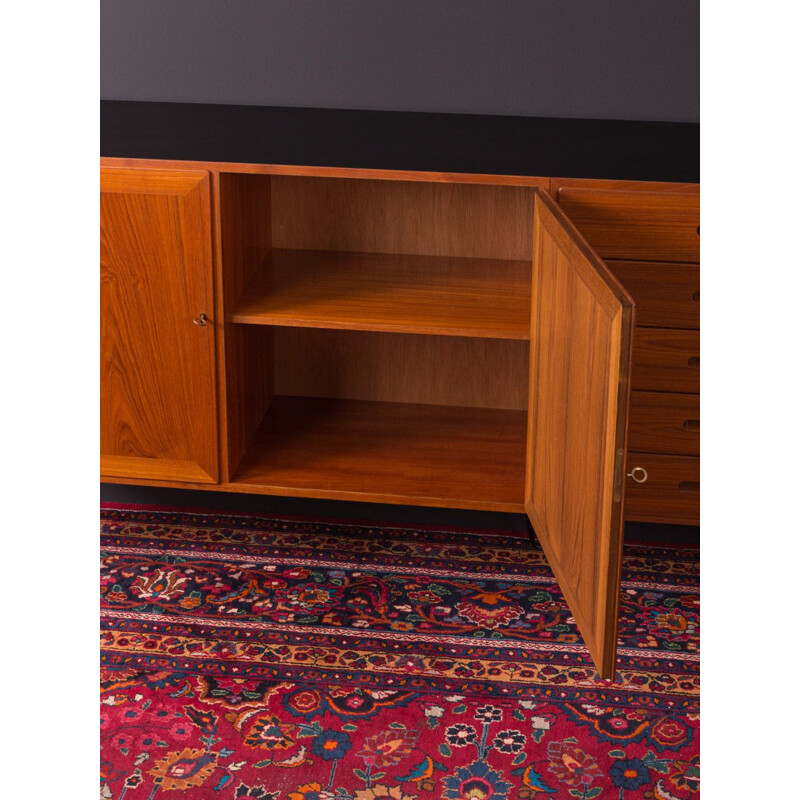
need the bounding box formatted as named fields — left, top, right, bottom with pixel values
left=219, top=172, right=536, bottom=510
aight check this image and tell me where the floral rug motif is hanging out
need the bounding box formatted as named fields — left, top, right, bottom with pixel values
left=100, top=506, right=699, bottom=798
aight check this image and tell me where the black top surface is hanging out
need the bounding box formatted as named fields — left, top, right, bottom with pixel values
left=101, top=101, right=699, bottom=184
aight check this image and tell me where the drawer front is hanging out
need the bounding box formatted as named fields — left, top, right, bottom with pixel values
left=629, top=391, right=699, bottom=456
left=624, top=454, right=700, bottom=525
left=632, top=328, right=700, bottom=393
left=557, top=188, right=700, bottom=262
left=608, top=261, right=699, bottom=329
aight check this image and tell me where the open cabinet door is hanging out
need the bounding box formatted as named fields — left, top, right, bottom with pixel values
left=527, top=191, right=635, bottom=679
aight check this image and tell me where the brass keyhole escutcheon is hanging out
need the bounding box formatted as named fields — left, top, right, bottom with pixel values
left=193, top=313, right=209, bottom=326
left=627, top=466, right=648, bottom=484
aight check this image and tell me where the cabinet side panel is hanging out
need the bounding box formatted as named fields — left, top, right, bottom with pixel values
left=217, top=173, right=275, bottom=476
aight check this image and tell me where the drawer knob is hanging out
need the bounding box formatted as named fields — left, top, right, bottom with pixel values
left=193, top=313, right=209, bottom=326
left=627, top=466, right=648, bottom=484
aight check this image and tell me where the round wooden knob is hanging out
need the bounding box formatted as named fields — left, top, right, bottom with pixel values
left=627, top=466, right=648, bottom=484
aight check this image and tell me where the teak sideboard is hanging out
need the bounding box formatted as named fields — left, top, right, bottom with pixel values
left=100, top=102, right=700, bottom=678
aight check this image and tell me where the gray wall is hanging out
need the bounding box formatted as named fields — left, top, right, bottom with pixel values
left=101, top=1, right=699, bottom=123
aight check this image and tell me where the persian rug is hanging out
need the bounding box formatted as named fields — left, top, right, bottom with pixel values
left=100, top=505, right=699, bottom=799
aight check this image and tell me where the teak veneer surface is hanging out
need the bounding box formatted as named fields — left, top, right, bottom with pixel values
left=100, top=168, right=218, bottom=483
left=102, top=157, right=549, bottom=188
left=607, top=261, right=700, bottom=330
left=632, top=329, right=700, bottom=394
left=230, top=249, right=532, bottom=339
left=629, top=391, right=700, bottom=456
left=525, top=193, right=634, bottom=679
left=556, top=187, right=700, bottom=263
left=233, top=396, right=527, bottom=511
left=623, top=454, right=700, bottom=525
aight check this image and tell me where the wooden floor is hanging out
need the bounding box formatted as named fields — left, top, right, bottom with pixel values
left=232, top=395, right=527, bottom=511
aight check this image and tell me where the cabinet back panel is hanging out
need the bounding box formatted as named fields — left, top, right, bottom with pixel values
left=271, top=176, right=535, bottom=260
left=273, top=328, right=529, bottom=410
left=224, top=324, right=275, bottom=479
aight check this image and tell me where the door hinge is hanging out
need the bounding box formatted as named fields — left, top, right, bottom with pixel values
left=613, top=448, right=624, bottom=503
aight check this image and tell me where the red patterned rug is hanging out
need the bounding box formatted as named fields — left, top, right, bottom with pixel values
left=100, top=505, right=699, bottom=799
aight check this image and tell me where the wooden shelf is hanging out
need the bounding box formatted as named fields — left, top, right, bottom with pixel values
left=232, top=396, right=527, bottom=511
left=229, top=249, right=532, bottom=339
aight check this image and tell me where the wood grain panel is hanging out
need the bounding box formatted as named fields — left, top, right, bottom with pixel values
left=271, top=176, right=535, bottom=260
left=218, top=172, right=273, bottom=302
left=100, top=168, right=218, bottom=482
left=222, top=325, right=275, bottom=478
left=100, top=455, right=215, bottom=484
left=623, top=453, right=700, bottom=525
left=550, top=178, right=700, bottom=528
left=273, top=329, right=528, bottom=410
left=101, top=156, right=552, bottom=188
left=607, top=261, right=699, bottom=329
left=216, top=172, right=275, bottom=478
left=232, top=396, right=526, bottom=511
left=230, top=249, right=532, bottom=339
left=629, top=391, right=700, bottom=456
left=632, top=329, right=700, bottom=393
left=555, top=187, right=700, bottom=263
left=526, top=192, right=634, bottom=679
left=551, top=178, right=698, bottom=195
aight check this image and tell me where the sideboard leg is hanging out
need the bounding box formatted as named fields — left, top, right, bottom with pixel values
left=524, top=516, right=537, bottom=547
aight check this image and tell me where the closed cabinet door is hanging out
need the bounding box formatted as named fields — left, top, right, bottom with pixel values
left=101, top=168, right=218, bottom=483
left=527, top=192, right=635, bottom=679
